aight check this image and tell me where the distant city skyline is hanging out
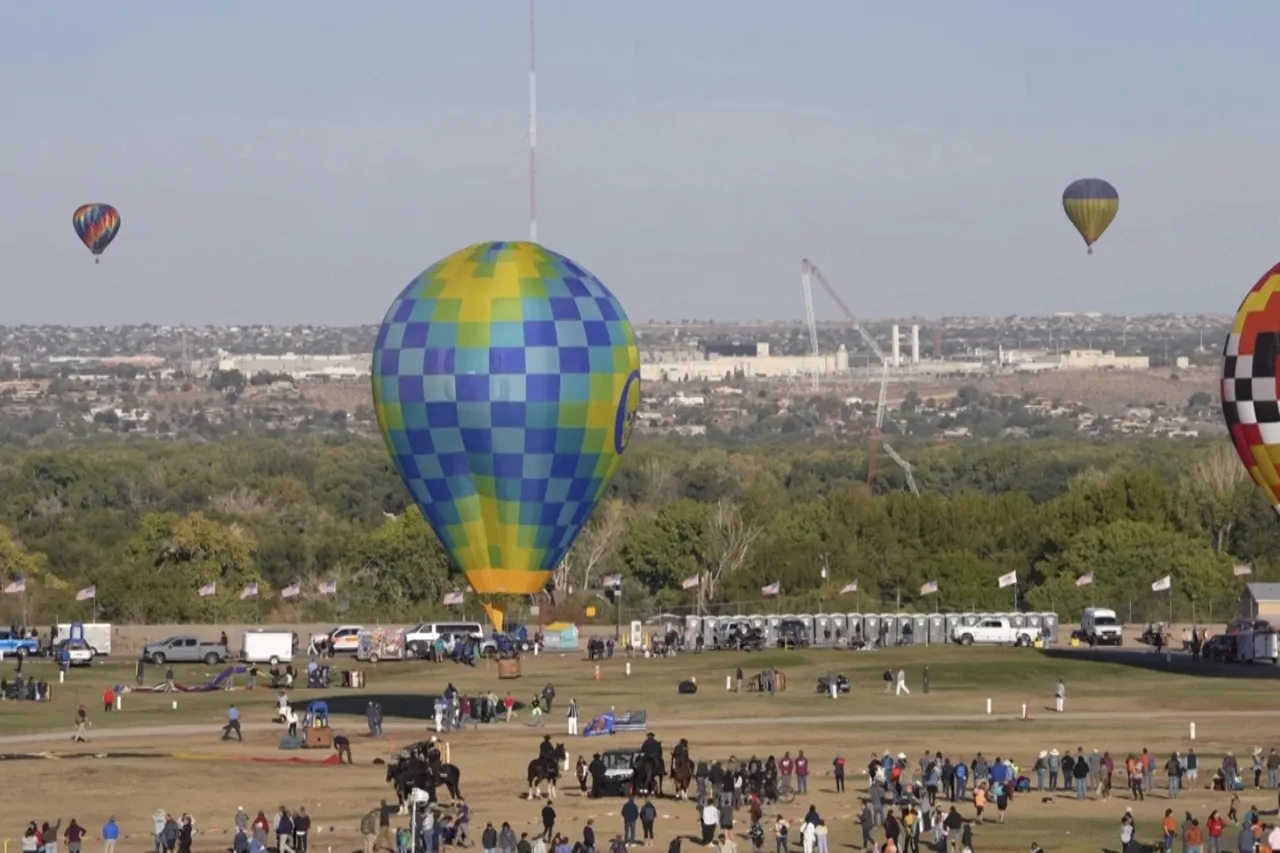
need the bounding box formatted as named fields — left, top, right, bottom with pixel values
left=1, top=2, right=1278, bottom=325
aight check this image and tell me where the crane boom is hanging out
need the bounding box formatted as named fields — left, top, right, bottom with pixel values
left=882, top=442, right=920, bottom=496
left=802, top=259, right=889, bottom=365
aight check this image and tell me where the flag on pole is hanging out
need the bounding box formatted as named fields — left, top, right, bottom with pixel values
left=76, top=585, right=96, bottom=602
left=318, top=581, right=337, bottom=596
left=1075, top=573, right=1094, bottom=588
left=280, top=582, right=301, bottom=599
left=3, top=578, right=26, bottom=595
left=1151, top=575, right=1172, bottom=592
left=920, top=580, right=939, bottom=596
left=681, top=575, right=701, bottom=590
left=997, top=571, right=1017, bottom=589
left=443, top=591, right=464, bottom=606
left=197, top=582, right=217, bottom=597
left=1235, top=563, right=1253, bottom=577
left=761, top=581, right=781, bottom=597
left=840, top=580, right=859, bottom=594
left=601, top=574, right=622, bottom=589
left=240, top=582, right=259, bottom=600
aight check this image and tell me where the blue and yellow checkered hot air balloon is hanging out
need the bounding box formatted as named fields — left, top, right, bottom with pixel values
left=372, top=241, right=641, bottom=627
left=1062, top=178, right=1119, bottom=254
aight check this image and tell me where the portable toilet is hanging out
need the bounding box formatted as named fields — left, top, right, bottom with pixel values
left=702, top=616, right=720, bottom=647
left=748, top=614, right=767, bottom=632
left=1041, top=612, right=1060, bottom=644
left=912, top=614, right=929, bottom=645
left=830, top=614, right=848, bottom=642
left=1008, top=612, right=1028, bottom=630
left=1025, top=612, right=1043, bottom=635
left=879, top=614, right=900, bottom=646
left=864, top=614, right=882, bottom=646
left=962, top=612, right=981, bottom=627
left=684, top=615, right=702, bottom=647
left=895, top=614, right=914, bottom=645
left=846, top=613, right=865, bottom=644
left=944, top=613, right=963, bottom=643
left=815, top=614, right=834, bottom=644
left=928, top=614, right=946, bottom=645
left=783, top=614, right=813, bottom=644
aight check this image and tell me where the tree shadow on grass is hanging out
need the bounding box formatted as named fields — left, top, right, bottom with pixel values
left=1040, top=647, right=1280, bottom=680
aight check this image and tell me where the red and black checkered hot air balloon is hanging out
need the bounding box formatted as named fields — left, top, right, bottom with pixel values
left=1222, top=261, right=1280, bottom=513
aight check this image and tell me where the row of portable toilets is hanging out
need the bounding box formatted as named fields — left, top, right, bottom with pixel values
left=684, top=612, right=1062, bottom=647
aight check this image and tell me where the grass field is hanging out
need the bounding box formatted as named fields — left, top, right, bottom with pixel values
left=3, top=645, right=1278, bottom=853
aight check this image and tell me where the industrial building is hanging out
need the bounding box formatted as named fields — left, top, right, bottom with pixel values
left=193, top=350, right=371, bottom=379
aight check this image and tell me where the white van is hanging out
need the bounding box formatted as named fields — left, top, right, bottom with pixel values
left=241, top=630, right=294, bottom=665
left=1081, top=607, right=1123, bottom=646
left=405, top=621, right=485, bottom=657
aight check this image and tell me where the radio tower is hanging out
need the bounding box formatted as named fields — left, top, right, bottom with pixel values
left=528, top=0, right=538, bottom=243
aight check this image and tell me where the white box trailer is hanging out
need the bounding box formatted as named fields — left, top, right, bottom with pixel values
left=242, top=630, right=294, bottom=665
left=56, top=622, right=112, bottom=656
left=1236, top=629, right=1279, bottom=664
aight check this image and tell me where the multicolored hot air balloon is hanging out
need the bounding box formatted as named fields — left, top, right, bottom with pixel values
left=1061, top=179, right=1118, bottom=254
left=372, top=241, right=641, bottom=627
left=72, top=203, right=121, bottom=263
left=1223, top=261, right=1280, bottom=515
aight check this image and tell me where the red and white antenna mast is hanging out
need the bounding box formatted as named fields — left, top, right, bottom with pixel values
left=528, top=0, right=538, bottom=243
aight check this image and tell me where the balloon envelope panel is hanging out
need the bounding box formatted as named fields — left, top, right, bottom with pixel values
left=372, top=241, right=641, bottom=595
left=1222, top=261, right=1280, bottom=512
left=1061, top=178, right=1118, bottom=248
left=72, top=203, right=121, bottom=255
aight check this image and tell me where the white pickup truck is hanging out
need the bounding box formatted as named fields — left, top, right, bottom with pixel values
left=952, top=617, right=1035, bottom=647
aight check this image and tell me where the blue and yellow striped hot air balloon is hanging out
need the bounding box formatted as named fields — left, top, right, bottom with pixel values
left=1062, top=179, right=1118, bottom=254
left=372, top=241, right=641, bottom=628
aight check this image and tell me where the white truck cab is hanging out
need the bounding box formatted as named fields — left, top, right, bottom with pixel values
left=1081, top=607, right=1123, bottom=646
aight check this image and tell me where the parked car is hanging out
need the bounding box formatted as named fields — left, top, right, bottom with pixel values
left=0, top=629, right=39, bottom=658
left=52, top=638, right=95, bottom=667
left=951, top=617, right=1034, bottom=647
left=141, top=636, right=229, bottom=666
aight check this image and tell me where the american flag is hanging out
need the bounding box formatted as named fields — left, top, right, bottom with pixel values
left=840, top=580, right=859, bottom=594
left=3, top=578, right=25, bottom=595
left=601, top=574, right=622, bottom=589
left=76, top=585, right=96, bottom=601
left=280, top=582, right=301, bottom=599
left=919, top=580, right=939, bottom=596
left=198, top=582, right=217, bottom=597
left=318, top=581, right=337, bottom=596
left=443, top=591, right=464, bottom=606
left=681, top=575, right=700, bottom=590
left=1235, top=563, right=1253, bottom=577
left=1075, top=572, right=1094, bottom=588
left=239, top=583, right=259, bottom=600
left=761, top=581, right=781, bottom=597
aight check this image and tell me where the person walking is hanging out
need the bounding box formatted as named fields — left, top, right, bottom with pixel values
left=701, top=803, right=720, bottom=846
left=895, top=669, right=910, bottom=696
left=640, top=800, right=657, bottom=847
left=1054, top=679, right=1066, bottom=713
left=73, top=706, right=91, bottom=743
left=567, top=699, right=579, bottom=737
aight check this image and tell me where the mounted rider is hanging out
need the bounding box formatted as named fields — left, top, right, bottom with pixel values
left=641, top=732, right=664, bottom=774
left=538, top=734, right=556, bottom=764
left=672, top=738, right=690, bottom=764
left=425, top=736, right=443, bottom=768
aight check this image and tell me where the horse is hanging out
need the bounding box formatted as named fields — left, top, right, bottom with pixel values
left=527, top=743, right=567, bottom=799
left=670, top=753, right=694, bottom=800
left=631, top=753, right=665, bottom=797
left=387, top=757, right=464, bottom=811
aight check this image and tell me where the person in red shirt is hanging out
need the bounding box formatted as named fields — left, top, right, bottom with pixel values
left=504, top=693, right=515, bottom=723
left=779, top=752, right=795, bottom=791
left=103, top=687, right=115, bottom=713
left=1208, top=810, right=1225, bottom=851
left=65, top=819, right=86, bottom=853
left=795, top=751, right=810, bottom=795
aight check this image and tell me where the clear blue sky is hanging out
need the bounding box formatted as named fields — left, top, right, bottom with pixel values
left=1, top=1, right=1277, bottom=324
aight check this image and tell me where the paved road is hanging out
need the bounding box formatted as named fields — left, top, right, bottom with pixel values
left=3, top=708, right=1277, bottom=748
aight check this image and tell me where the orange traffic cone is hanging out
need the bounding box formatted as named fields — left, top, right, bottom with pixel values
left=594, top=664, right=601, bottom=681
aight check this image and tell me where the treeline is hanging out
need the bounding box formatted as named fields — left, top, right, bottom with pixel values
left=0, top=435, right=1272, bottom=625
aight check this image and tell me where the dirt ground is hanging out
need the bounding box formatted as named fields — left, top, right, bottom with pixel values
left=3, top=647, right=1277, bottom=853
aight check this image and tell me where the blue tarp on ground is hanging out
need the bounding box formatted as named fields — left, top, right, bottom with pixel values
left=583, top=713, right=615, bottom=737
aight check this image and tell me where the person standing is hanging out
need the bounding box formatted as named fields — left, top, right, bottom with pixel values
left=795, top=752, right=810, bottom=795
left=567, top=698, right=579, bottom=737
left=832, top=755, right=846, bottom=794
left=222, top=705, right=243, bottom=741
left=293, top=808, right=311, bottom=853
left=1054, top=679, right=1066, bottom=713
left=701, top=802, right=719, bottom=846
left=530, top=695, right=543, bottom=727
left=621, top=798, right=639, bottom=846
left=896, top=669, right=910, bottom=696
left=541, top=804, right=556, bottom=842
left=73, top=706, right=91, bottom=743
left=639, top=800, right=657, bottom=847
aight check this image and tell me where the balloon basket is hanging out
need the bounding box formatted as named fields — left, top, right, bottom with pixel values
left=497, top=658, right=521, bottom=680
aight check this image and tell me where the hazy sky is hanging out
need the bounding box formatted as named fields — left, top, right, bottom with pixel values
left=2, top=2, right=1278, bottom=325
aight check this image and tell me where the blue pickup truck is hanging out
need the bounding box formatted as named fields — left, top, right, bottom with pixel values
left=0, top=629, right=39, bottom=657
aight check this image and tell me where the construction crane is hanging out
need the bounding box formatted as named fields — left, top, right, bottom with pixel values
left=801, top=258, right=919, bottom=496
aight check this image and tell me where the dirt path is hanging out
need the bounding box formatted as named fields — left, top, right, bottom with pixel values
left=2, top=708, right=1275, bottom=748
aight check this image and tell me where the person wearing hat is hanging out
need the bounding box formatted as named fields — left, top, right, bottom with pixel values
left=1033, top=751, right=1049, bottom=791
left=589, top=752, right=606, bottom=799
left=1047, top=749, right=1061, bottom=791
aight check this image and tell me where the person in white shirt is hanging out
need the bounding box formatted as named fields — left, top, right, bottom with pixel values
left=1267, top=825, right=1280, bottom=853
left=567, top=699, right=579, bottom=736
left=718, top=833, right=737, bottom=853
left=1054, top=679, right=1065, bottom=713
left=896, top=668, right=910, bottom=696
left=801, top=819, right=816, bottom=853
left=701, top=804, right=719, bottom=845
